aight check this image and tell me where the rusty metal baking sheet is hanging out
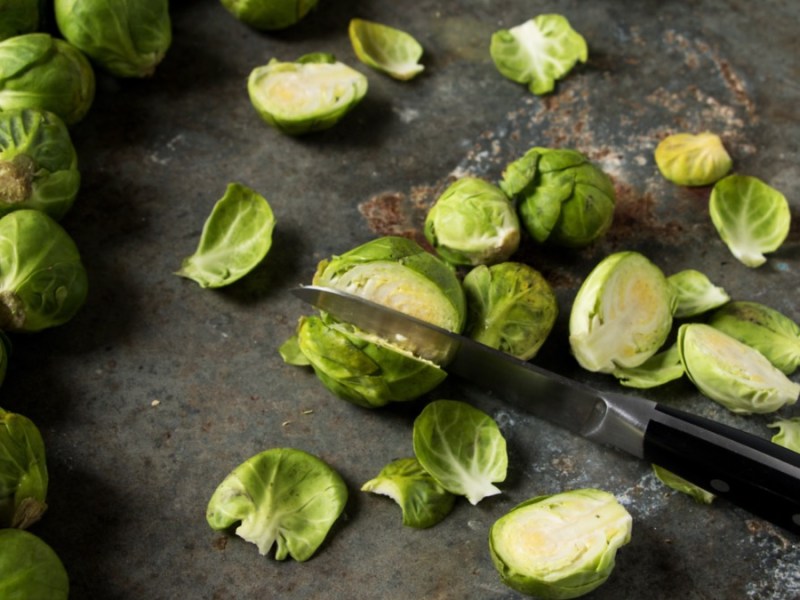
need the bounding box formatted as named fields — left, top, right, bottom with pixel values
left=4, top=1, right=798, bottom=599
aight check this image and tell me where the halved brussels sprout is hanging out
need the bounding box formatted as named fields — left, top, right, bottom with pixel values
left=0, top=209, right=88, bottom=332
left=709, top=174, right=791, bottom=268
left=361, top=457, right=455, bottom=528
left=654, top=132, right=732, bottom=186
left=206, top=447, right=347, bottom=561
left=0, top=33, right=95, bottom=125
left=412, top=399, right=507, bottom=505
left=0, top=529, right=69, bottom=599
left=0, top=407, right=48, bottom=529
left=55, top=0, right=172, bottom=78
left=0, top=108, right=80, bottom=220
left=667, top=269, right=729, bottom=319
left=490, top=14, right=588, bottom=95
left=569, top=251, right=674, bottom=373
left=677, top=323, right=800, bottom=414
left=652, top=464, right=715, bottom=504
left=612, top=343, right=684, bottom=389
left=424, top=177, right=521, bottom=266
left=290, top=236, right=466, bottom=407
left=708, top=301, right=799, bottom=375
left=248, top=53, right=368, bottom=135
left=768, top=418, right=800, bottom=453
left=176, top=183, right=275, bottom=288
left=0, top=0, right=42, bottom=41
left=220, top=0, right=318, bottom=30
left=463, top=262, right=557, bottom=360
left=501, top=147, right=615, bottom=248
left=489, top=488, right=632, bottom=599
left=348, top=18, right=424, bottom=80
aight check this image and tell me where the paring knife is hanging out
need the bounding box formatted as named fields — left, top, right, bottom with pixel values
left=292, top=285, right=800, bottom=535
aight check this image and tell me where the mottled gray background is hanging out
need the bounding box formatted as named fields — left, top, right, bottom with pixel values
left=5, top=1, right=798, bottom=598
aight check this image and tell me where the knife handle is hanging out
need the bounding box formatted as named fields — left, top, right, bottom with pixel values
left=642, top=404, right=800, bottom=535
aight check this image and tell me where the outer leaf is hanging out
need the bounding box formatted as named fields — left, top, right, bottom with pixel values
left=490, top=14, right=587, bottom=95
left=709, top=174, right=790, bottom=267
left=667, top=269, right=729, bottom=319
left=652, top=465, right=715, bottom=504
left=206, top=448, right=348, bottom=562
left=612, top=344, right=684, bottom=389
left=176, top=182, right=275, bottom=288
left=768, top=418, right=800, bottom=453
left=349, top=19, right=424, bottom=80
left=413, top=399, right=507, bottom=505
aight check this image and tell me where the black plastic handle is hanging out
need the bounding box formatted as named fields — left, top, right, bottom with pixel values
left=643, top=404, right=800, bottom=535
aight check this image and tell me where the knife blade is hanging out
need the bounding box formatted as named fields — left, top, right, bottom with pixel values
left=292, top=285, right=800, bottom=534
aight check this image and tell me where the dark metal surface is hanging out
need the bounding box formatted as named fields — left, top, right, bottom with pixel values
left=3, top=1, right=798, bottom=598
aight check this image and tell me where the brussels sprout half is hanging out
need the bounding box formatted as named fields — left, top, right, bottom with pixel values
left=569, top=251, right=675, bottom=373
left=424, top=177, right=521, bottom=267
left=0, top=209, right=88, bottom=332
left=0, top=33, right=95, bottom=125
left=0, top=108, right=80, bottom=220
left=678, top=323, right=799, bottom=414
left=0, top=529, right=69, bottom=599
left=501, top=147, right=615, bottom=248
left=207, top=447, right=347, bottom=561
left=489, top=489, right=632, bottom=599
left=655, top=132, right=732, bottom=186
left=463, top=262, right=557, bottom=360
left=248, top=53, right=367, bottom=135
left=349, top=18, right=424, bottom=80
left=55, top=0, right=172, bottom=78
left=0, top=0, right=42, bottom=41
left=0, top=407, right=48, bottom=529
left=490, top=14, right=588, bottom=96
left=220, top=0, right=318, bottom=31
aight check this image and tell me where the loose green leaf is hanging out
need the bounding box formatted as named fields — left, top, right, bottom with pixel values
left=278, top=334, right=310, bottom=366
left=612, top=344, right=684, bottom=389
left=413, top=399, right=507, bottom=505
left=654, top=132, right=732, bottom=186
left=652, top=465, right=715, bottom=504
left=667, top=269, right=730, bottom=319
left=361, top=457, right=455, bottom=528
left=349, top=19, right=424, bottom=80
left=176, top=183, right=275, bottom=288
left=206, top=447, right=348, bottom=561
left=768, top=418, right=800, bottom=453
left=490, top=14, right=588, bottom=95
left=709, top=174, right=791, bottom=268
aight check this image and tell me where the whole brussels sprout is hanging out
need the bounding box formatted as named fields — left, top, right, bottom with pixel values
left=55, top=0, right=172, bottom=78
left=0, top=529, right=69, bottom=599
left=0, top=407, right=48, bottom=529
left=0, top=33, right=95, bottom=125
left=0, top=0, right=43, bottom=41
left=289, top=236, right=466, bottom=407
left=501, top=147, right=615, bottom=247
left=0, top=108, right=80, bottom=220
left=655, top=132, right=732, bottom=187
left=0, top=209, right=88, bottom=332
left=424, top=177, right=521, bottom=266
left=463, top=262, right=557, bottom=360
left=220, top=0, right=318, bottom=30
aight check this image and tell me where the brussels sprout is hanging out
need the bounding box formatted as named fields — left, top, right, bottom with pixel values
left=0, top=529, right=69, bottom=599
left=709, top=174, right=790, bottom=268
left=0, top=0, right=42, bottom=41
left=176, top=183, right=275, bottom=288
left=0, top=407, right=48, bottom=529
left=0, top=33, right=95, bottom=125
left=768, top=417, right=800, bottom=453
left=569, top=251, right=675, bottom=373
left=463, top=262, right=557, bottom=360
left=652, top=464, right=715, bottom=504
left=490, top=14, right=587, bottom=96
left=424, top=177, right=520, bottom=266
left=0, top=108, right=80, bottom=220
left=677, top=323, right=800, bottom=414
left=489, top=489, right=632, bottom=599
left=501, top=148, right=615, bottom=248
left=207, top=447, right=347, bottom=561
left=220, top=0, right=318, bottom=30
left=612, top=343, right=684, bottom=389
left=55, top=0, right=172, bottom=78
left=0, top=209, right=88, bottom=332
left=361, top=457, right=455, bottom=528
left=708, top=301, right=800, bottom=375
left=667, top=269, right=729, bottom=319
left=248, top=53, right=367, bottom=135
left=348, top=18, right=424, bottom=81
left=654, top=132, right=732, bottom=186
left=413, top=399, right=507, bottom=505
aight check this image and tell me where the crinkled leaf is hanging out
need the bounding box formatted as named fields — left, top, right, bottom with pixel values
left=667, top=269, right=730, bottom=319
